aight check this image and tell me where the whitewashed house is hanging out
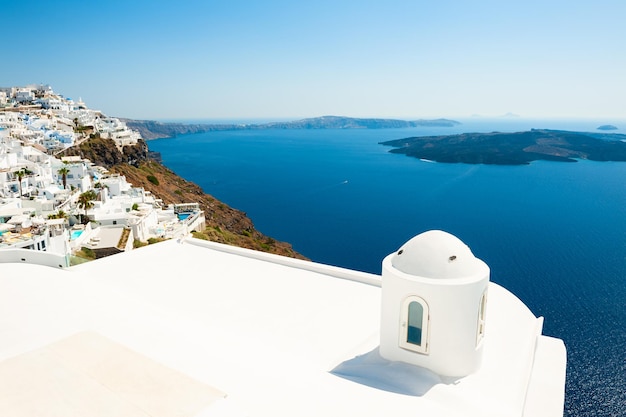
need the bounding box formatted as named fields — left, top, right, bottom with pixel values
left=98, top=173, right=133, bottom=197
left=15, top=88, right=35, bottom=103
left=127, top=203, right=160, bottom=241
left=61, top=160, right=92, bottom=192
left=96, top=117, right=140, bottom=148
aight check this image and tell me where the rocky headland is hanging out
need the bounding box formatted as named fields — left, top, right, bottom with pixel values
left=381, top=129, right=626, bottom=165
left=124, top=116, right=461, bottom=140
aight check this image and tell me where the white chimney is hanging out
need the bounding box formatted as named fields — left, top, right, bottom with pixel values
left=379, top=230, right=489, bottom=377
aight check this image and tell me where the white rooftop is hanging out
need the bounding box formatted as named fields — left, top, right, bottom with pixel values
left=0, top=236, right=566, bottom=417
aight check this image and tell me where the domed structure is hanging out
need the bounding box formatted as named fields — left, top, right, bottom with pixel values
left=391, top=230, right=484, bottom=280
left=380, top=230, right=490, bottom=377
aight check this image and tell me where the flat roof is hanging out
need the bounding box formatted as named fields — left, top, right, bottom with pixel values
left=88, top=226, right=124, bottom=249
left=0, top=332, right=224, bottom=417
left=0, top=238, right=565, bottom=417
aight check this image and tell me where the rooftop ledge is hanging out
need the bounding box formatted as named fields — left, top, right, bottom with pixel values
left=183, top=236, right=382, bottom=287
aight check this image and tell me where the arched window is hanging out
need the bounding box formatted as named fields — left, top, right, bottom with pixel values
left=399, top=296, right=430, bottom=354
left=476, top=289, right=488, bottom=346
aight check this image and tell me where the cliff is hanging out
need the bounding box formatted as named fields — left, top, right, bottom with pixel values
left=123, top=116, right=461, bottom=140
left=60, top=138, right=307, bottom=259
left=120, top=119, right=241, bottom=140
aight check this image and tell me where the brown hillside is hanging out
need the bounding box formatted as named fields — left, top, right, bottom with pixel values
left=61, top=138, right=308, bottom=260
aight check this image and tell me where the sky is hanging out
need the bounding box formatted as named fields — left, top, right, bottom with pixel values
left=2, top=0, right=625, bottom=120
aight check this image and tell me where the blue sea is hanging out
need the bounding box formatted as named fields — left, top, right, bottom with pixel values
left=148, top=119, right=626, bottom=417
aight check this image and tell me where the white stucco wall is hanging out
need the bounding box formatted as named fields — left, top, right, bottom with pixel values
left=379, top=230, right=490, bottom=377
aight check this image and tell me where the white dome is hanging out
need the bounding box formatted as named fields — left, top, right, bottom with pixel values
left=391, top=230, right=485, bottom=279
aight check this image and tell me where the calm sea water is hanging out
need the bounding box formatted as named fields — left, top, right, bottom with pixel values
left=149, top=119, right=626, bottom=416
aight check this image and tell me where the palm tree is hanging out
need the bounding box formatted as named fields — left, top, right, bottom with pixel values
left=58, top=165, right=70, bottom=189
left=15, top=169, right=26, bottom=197
left=47, top=210, right=68, bottom=220
left=77, top=190, right=97, bottom=223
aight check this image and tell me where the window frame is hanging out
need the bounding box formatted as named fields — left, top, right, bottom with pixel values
left=399, top=295, right=430, bottom=354
left=476, top=289, right=488, bottom=347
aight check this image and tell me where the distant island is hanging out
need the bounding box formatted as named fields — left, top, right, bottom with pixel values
left=597, top=124, right=618, bottom=131
left=380, top=129, right=626, bottom=165
left=124, top=116, right=461, bottom=140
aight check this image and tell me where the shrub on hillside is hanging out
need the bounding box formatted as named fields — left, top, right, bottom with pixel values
left=146, top=175, right=159, bottom=185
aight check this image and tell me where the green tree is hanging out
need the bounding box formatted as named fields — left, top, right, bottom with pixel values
left=77, top=190, right=97, bottom=223
left=57, top=165, right=70, bottom=189
left=15, top=169, right=27, bottom=197
left=47, top=210, right=68, bottom=220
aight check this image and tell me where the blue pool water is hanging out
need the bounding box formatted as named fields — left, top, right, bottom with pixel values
left=149, top=119, right=626, bottom=416
left=177, top=213, right=191, bottom=221
left=70, top=230, right=83, bottom=240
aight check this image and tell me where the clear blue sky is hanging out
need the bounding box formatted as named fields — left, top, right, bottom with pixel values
left=3, top=0, right=625, bottom=120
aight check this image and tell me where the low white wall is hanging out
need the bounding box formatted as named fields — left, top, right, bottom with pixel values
left=185, top=212, right=205, bottom=232
left=70, top=223, right=92, bottom=250
left=123, top=228, right=135, bottom=252
left=0, top=248, right=69, bottom=268
left=185, top=237, right=382, bottom=287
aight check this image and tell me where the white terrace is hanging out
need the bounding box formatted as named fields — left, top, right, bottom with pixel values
left=0, top=231, right=566, bottom=417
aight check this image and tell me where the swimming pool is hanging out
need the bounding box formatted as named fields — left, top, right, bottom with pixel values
left=70, top=230, right=83, bottom=240
left=177, top=213, right=191, bottom=221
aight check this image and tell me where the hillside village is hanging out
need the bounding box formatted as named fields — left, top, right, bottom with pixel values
left=0, top=84, right=206, bottom=267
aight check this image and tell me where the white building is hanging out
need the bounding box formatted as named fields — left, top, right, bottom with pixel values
left=0, top=209, right=70, bottom=266
left=15, top=89, right=35, bottom=103
left=0, top=112, right=21, bottom=130
left=34, top=97, right=65, bottom=110
left=74, top=108, right=98, bottom=127
left=88, top=178, right=204, bottom=241
left=96, top=117, right=141, bottom=148
left=86, top=175, right=138, bottom=226
left=379, top=231, right=490, bottom=376
left=127, top=203, right=161, bottom=241
left=0, top=231, right=566, bottom=417
left=98, top=173, right=133, bottom=196
left=0, top=86, right=206, bottom=263
left=0, top=87, right=16, bottom=98
left=60, top=159, right=92, bottom=192
left=44, top=130, right=76, bottom=148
